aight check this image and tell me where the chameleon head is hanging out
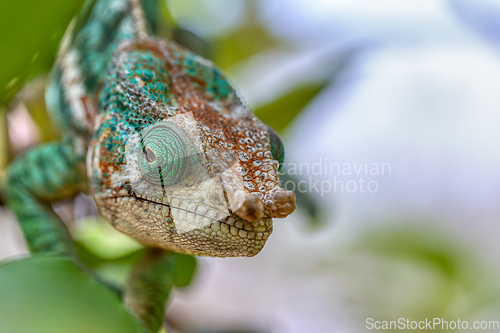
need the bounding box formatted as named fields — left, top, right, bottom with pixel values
left=87, top=38, right=296, bottom=257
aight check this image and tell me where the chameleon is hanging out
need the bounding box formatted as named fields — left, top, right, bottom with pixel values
left=4, top=0, right=296, bottom=332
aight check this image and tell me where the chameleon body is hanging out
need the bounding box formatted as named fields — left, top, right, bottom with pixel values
left=5, top=0, right=295, bottom=331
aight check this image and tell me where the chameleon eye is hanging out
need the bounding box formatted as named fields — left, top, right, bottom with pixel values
left=138, top=124, right=197, bottom=186
left=267, top=126, right=285, bottom=171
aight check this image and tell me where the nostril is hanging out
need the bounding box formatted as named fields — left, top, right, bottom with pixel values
left=278, top=202, right=295, bottom=216
left=264, top=189, right=296, bottom=218
left=234, top=194, right=264, bottom=223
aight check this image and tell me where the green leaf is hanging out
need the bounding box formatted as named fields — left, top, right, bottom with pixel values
left=213, top=20, right=281, bottom=70
left=342, top=223, right=500, bottom=329
left=254, top=82, right=326, bottom=134
left=0, top=109, right=8, bottom=177
left=253, top=48, right=356, bottom=134
left=0, top=256, right=140, bottom=333
left=0, top=0, right=84, bottom=105
left=173, top=27, right=213, bottom=60
left=279, top=171, right=325, bottom=229
left=74, top=217, right=143, bottom=261
left=171, top=253, right=197, bottom=287
left=353, top=224, right=473, bottom=282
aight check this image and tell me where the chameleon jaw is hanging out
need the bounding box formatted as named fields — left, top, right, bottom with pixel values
left=96, top=194, right=273, bottom=257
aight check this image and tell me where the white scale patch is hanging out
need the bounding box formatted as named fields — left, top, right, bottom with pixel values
left=60, top=48, right=90, bottom=130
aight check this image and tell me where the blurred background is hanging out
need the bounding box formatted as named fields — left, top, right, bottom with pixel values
left=2, top=0, right=500, bottom=332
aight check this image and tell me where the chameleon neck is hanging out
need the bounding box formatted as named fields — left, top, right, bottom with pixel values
left=45, top=0, right=159, bottom=140
left=70, top=0, right=158, bottom=95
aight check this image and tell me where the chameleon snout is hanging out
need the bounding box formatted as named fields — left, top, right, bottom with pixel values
left=264, top=188, right=296, bottom=218
left=232, top=188, right=296, bottom=222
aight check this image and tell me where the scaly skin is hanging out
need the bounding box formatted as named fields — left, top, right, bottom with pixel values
left=4, top=0, right=296, bottom=332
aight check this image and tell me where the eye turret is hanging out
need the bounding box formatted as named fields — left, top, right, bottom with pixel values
left=138, top=124, right=199, bottom=186
left=267, top=126, right=285, bottom=171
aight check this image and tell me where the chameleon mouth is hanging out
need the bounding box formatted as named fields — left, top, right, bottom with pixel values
left=111, top=194, right=273, bottom=237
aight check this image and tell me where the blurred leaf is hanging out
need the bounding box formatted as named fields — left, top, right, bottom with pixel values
left=73, top=218, right=197, bottom=288
left=160, top=0, right=176, bottom=29
left=354, top=224, right=473, bottom=282
left=173, top=27, right=213, bottom=59
left=0, top=109, right=7, bottom=206
left=76, top=242, right=144, bottom=287
left=342, top=223, right=500, bottom=332
left=254, top=82, right=327, bottom=134
left=74, top=218, right=145, bottom=286
left=140, top=0, right=160, bottom=34
left=22, top=79, right=62, bottom=142
left=279, top=171, right=325, bottom=229
left=155, top=0, right=175, bottom=40
left=166, top=1, right=278, bottom=68
left=170, top=253, right=197, bottom=287
left=157, top=1, right=212, bottom=58
left=0, top=256, right=140, bottom=333
left=0, top=109, right=8, bottom=172
left=0, top=0, right=84, bottom=105
left=74, top=218, right=143, bottom=261
left=213, top=19, right=281, bottom=70
left=254, top=47, right=357, bottom=134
